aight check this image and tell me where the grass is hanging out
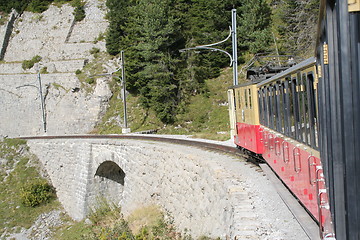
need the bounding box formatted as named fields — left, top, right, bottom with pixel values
left=52, top=82, right=68, bottom=92
left=92, top=78, right=163, bottom=134
left=158, top=67, right=235, bottom=140
left=94, top=67, right=236, bottom=140
left=127, top=205, right=164, bottom=235
left=21, top=55, right=42, bottom=70
left=54, top=201, right=219, bottom=240
left=0, top=13, right=9, bottom=25
left=0, top=138, right=60, bottom=237
left=75, top=52, right=113, bottom=93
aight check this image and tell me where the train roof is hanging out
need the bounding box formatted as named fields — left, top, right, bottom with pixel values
left=228, top=57, right=316, bottom=90
left=256, top=57, right=316, bottom=87
left=228, top=80, right=260, bottom=89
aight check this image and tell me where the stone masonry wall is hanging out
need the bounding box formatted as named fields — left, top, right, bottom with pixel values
left=27, top=139, right=251, bottom=239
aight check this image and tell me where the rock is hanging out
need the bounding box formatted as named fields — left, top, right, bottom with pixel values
left=46, top=63, right=57, bottom=73
left=84, top=218, right=92, bottom=225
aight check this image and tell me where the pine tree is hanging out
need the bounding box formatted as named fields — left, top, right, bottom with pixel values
left=275, top=0, right=319, bottom=56
left=122, top=0, right=182, bottom=123
left=180, top=0, right=242, bottom=94
left=237, top=0, right=272, bottom=54
left=105, top=0, right=131, bottom=55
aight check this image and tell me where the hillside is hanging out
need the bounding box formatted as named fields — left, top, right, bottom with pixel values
left=0, top=0, right=113, bottom=137
left=0, top=0, right=319, bottom=139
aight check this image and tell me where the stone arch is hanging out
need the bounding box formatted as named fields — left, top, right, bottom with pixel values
left=92, top=161, right=125, bottom=205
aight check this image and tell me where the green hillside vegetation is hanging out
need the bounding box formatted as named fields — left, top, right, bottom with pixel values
left=105, top=0, right=272, bottom=124
left=98, top=0, right=319, bottom=137
left=54, top=203, right=219, bottom=240
left=0, top=138, right=60, bottom=237
left=94, top=67, right=235, bottom=140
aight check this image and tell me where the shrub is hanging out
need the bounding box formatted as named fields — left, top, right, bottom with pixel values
left=3, top=138, right=27, bottom=147
left=94, top=32, right=105, bottom=43
left=86, top=78, right=95, bottom=84
left=72, top=0, right=86, bottom=22
left=27, top=0, right=52, bottom=13
left=40, top=66, right=48, bottom=74
left=90, top=47, right=100, bottom=55
left=20, top=180, right=55, bottom=207
left=75, top=69, right=82, bottom=75
left=22, top=55, right=42, bottom=70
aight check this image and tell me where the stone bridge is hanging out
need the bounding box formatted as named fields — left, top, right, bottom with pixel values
left=26, top=137, right=248, bottom=239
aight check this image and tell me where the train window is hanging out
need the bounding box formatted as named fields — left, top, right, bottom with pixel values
left=249, top=88, right=252, bottom=109
left=296, top=73, right=302, bottom=143
left=268, top=85, right=274, bottom=129
left=245, top=89, right=248, bottom=109
left=306, top=73, right=317, bottom=148
left=237, top=89, right=242, bottom=110
left=284, top=79, right=291, bottom=136
left=301, top=73, right=309, bottom=145
left=289, top=79, right=296, bottom=138
left=262, top=89, right=267, bottom=125
left=263, top=87, right=269, bottom=127
left=273, top=86, right=277, bottom=130
left=275, top=83, right=281, bottom=132
left=258, top=90, right=263, bottom=124
left=279, top=82, right=285, bottom=134
left=293, top=77, right=301, bottom=141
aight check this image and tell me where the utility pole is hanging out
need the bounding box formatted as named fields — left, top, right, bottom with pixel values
left=90, top=52, right=130, bottom=134
left=120, top=51, right=130, bottom=134
left=16, top=63, right=47, bottom=133
left=37, top=66, right=47, bottom=133
left=231, top=9, right=238, bottom=86
left=180, top=9, right=238, bottom=86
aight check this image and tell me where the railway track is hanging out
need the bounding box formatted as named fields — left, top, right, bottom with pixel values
left=20, top=134, right=247, bottom=158
left=19, top=134, right=319, bottom=239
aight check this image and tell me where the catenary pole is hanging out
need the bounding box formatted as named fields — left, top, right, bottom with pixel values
left=120, top=51, right=128, bottom=130
left=231, top=9, right=238, bottom=85
left=37, top=68, right=46, bottom=132
left=180, top=9, right=238, bottom=86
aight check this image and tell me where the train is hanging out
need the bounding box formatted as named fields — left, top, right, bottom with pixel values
left=227, top=1, right=360, bottom=240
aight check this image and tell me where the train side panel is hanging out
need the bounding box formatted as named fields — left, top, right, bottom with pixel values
left=261, top=128, right=321, bottom=220
left=235, top=123, right=264, bottom=153
left=256, top=59, right=334, bottom=237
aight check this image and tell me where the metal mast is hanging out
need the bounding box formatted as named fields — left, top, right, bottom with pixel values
left=180, top=9, right=238, bottom=86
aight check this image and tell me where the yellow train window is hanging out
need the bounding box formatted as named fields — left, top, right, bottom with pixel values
left=249, top=88, right=252, bottom=109
left=245, top=89, right=248, bottom=108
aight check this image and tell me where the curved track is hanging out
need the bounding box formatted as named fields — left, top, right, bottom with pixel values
left=20, top=134, right=247, bottom=158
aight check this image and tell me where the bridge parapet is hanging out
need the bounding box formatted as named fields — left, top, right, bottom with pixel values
left=27, top=138, right=251, bottom=238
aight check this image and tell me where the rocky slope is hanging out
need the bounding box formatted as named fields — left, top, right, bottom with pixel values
left=0, top=0, right=116, bottom=137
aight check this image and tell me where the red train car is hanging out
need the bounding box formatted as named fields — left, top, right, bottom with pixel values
left=228, top=57, right=334, bottom=239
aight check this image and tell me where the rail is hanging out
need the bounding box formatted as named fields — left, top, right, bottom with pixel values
left=19, top=134, right=246, bottom=159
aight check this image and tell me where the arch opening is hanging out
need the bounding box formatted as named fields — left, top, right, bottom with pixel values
left=89, top=161, right=126, bottom=208
left=95, top=161, right=125, bottom=185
